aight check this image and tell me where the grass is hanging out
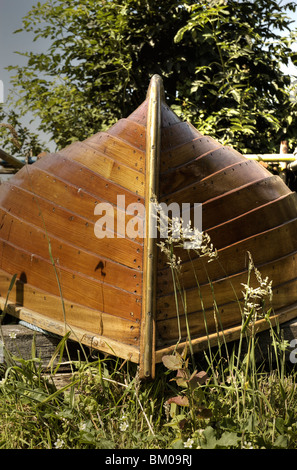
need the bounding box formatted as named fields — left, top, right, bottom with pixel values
left=1, top=327, right=297, bottom=450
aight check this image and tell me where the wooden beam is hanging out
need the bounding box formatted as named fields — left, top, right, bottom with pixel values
left=246, top=154, right=295, bottom=162
left=155, top=302, right=297, bottom=363
left=0, top=323, right=72, bottom=368
left=139, top=75, right=164, bottom=379
left=0, top=297, right=140, bottom=364
left=0, top=148, right=25, bottom=169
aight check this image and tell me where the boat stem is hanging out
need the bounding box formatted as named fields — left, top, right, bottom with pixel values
left=140, top=75, right=164, bottom=379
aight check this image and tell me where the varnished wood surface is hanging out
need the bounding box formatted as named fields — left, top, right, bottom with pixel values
left=0, top=104, right=148, bottom=347
left=0, top=295, right=140, bottom=362
left=157, top=250, right=297, bottom=319
left=155, top=302, right=297, bottom=360
left=33, top=154, right=144, bottom=208
left=157, top=217, right=297, bottom=292
left=0, top=239, right=142, bottom=319
left=60, top=142, right=145, bottom=197
left=154, top=99, right=297, bottom=350
left=161, top=148, right=260, bottom=196
left=0, top=208, right=142, bottom=294
left=108, top=119, right=146, bottom=151
left=11, top=165, right=145, bottom=240
left=160, top=160, right=271, bottom=206
left=156, top=278, right=297, bottom=346
left=1, top=75, right=297, bottom=366
left=0, top=182, right=143, bottom=268
left=0, top=271, right=140, bottom=346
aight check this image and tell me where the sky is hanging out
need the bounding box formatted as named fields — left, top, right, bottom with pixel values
left=0, top=0, right=47, bottom=102
left=1, top=0, right=297, bottom=152
left=0, top=0, right=53, bottom=150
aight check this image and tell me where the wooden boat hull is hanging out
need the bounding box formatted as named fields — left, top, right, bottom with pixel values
left=1, top=75, right=297, bottom=377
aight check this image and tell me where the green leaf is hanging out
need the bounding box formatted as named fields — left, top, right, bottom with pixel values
left=3, top=0, right=297, bottom=155
left=273, top=435, right=288, bottom=448
left=201, top=427, right=240, bottom=449
left=201, top=426, right=217, bottom=449
left=162, top=354, right=183, bottom=370
left=231, top=89, right=241, bottom=103
left=171, top=438, right=184, bottom=449
left=216, top=431, right=241, bottom=448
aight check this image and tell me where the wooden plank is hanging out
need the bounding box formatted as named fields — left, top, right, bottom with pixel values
left=156, top=193, right=297, bottom=274
left=0, top=240, right=142, bottom=320
left=156, top=275, right=297, bottom=346
left=160, top=136, right=220, bottom=172
left=0, top=208, right=142, bottom=294
left=160, top=148, right=252, bottom=196
left=160, top=160, right=271, bottom=205
left=61, top=142, right=145, bottom=196
left=157, top=250, right=297, bottom=320
left=12, top=165, right=145, bottom=240
left=0, top=272, right=140, bottom=345
left=107, top=119, right=146, bottom=151
left=0, top=183, right=143, bottom=269
left=201, top=175, right=290, bottom=230
left=160, top=102, right=185, bottom=128
left=125, top=99, right=149, bottom=127
left=155, top=302, right=297, bottom=362
left=32, top=154, right=144, bottom=208
left=160, top=121, right=203, bottom=152
left=85, top=133, right=145, bottom=173
left=0, top=148, right=24, bottom=169
left=0, top=297, right=140, bottom=363
left=0, top=323, right=75, bottom=367
left=156, top=302, right=242, bottom=345
left=157, top=218, right=297, bottom=293
left=159, top=175, right=290, bottom=247
left=205, top=192, right=297, bottom=249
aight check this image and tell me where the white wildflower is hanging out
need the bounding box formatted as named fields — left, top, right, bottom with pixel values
left=241, top=252, right=273, bottom=322
left=8, top=332, right=17, bottom=339
left=153, top=197, right=217, bottom=266
left=119, top=421, right=129, bottom=431
left=119, top=415, right=129, bottom=432
left=184, top=438, right=194, bottom=448
left=54, top=438, right=65, bottom=449
left=242, top=440, right=254, bottom=449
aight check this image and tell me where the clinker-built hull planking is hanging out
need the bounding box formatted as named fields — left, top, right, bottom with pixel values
left=1, top=75, right=297, bottom=378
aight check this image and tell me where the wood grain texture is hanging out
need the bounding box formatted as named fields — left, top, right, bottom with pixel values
left=0, top=271, right=140, bottom=346
left=155, top=92, right=297, bottom=352
left=155, top=302, right=297, bottom=361
left=157, top=217, right=297, bottom=292
left=0, top=103, right=147, bottom=355
left=0, top=75, right=297, bottom=369
left=0, top=296, right=140, bottom=362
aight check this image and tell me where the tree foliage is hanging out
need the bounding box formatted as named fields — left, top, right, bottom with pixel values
left=2, top=0, right=297, bottom=154
left=0, top=108, right=45, bottom=158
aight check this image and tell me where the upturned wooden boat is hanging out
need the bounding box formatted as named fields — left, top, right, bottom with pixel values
left=1, top=74, right=297, bottom=378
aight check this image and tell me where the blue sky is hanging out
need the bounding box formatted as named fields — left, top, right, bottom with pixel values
left=1, top=0, right=297, bottom=150
left=0, top=0, right=51, bottom=100
left=0, top=0, right=52, bottom=149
